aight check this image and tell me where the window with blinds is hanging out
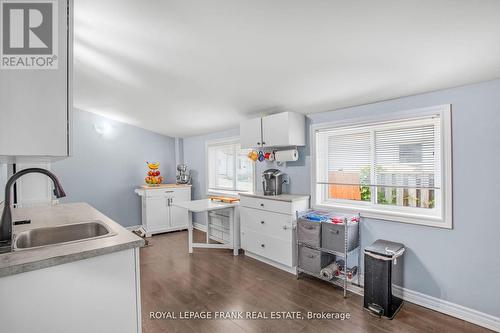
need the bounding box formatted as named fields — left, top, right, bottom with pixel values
left=313, top=106, right=452, bottom=228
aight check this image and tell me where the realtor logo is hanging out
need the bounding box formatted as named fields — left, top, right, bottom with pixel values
left=0, top=0, right=58, bottom=69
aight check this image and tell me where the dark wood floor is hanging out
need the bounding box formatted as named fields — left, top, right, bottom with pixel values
left=140, top=230, right=491, bottom=333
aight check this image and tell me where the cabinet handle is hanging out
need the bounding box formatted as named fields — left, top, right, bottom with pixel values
left=261, top=244, right=265, bottom=248
left=260, top=203, right=264, bottom=207
left=257, top=142, right=261, bottom=145
left=262, top=142, right=266, bottom=145
left=330, top=229, right=340, bottom=234
left=261, top=221, right=265, bottom=224
left=282, top=225, right=289, bottom=230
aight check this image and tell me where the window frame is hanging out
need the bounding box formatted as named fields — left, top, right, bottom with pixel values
left=205, top=136, right=255, bottom=197
left=310, top=105, right=453, bottom=229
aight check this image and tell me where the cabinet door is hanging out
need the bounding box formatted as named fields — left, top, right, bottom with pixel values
left=262, top=113, right=289, bottom=147
left=262, top=112, right=306, bottom=147
left=0, top=0, right=71, bottom=157
left=169, top=205, right=188, bottom=229
left=240, top=117, right=262, bottom=149
left=144, top=196, right=168, bottom=233
left=169, top=188, right=190, bottom=229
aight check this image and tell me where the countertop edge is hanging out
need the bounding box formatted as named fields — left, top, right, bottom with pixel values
left=0, top=238, right=145, bottom=278
left=0, top=202, right=146, bottom=278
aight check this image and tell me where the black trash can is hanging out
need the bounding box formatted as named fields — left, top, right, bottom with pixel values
left=364, top=239, right=405, bottom=319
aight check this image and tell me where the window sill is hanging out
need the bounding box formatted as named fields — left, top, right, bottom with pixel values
left=313, top=203, right=451, bottom=229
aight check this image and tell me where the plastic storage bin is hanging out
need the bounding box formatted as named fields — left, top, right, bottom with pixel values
left=297, top=218, right=322, bottom=247
left=364, top=239, right=405, bottom=319
left=298, top=246, right=335, bottom=275
left=321, top=221, right=359, bottom=253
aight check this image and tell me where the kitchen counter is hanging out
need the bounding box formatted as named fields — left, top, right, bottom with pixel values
left=0, top=202, right=144, bottom=278
left=239, top=192, right=310, bottom=202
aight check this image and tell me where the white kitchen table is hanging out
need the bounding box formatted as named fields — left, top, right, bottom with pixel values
left=173, top=199, right=240, bottom=255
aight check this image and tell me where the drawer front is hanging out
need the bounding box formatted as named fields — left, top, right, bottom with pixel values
left=241, top=229, right=293, bottom=267
left=321, top=222, right=359, bottom=252
left=240, top=207, right=293, bottom=242
left=145, top=189, right=175, bottom=198
left=145, top=187, right=191, bottom=198
left=298, top=247, right=334, bottom=275
left=171, top=187, right=191, bottom=201
left=297, top=219, right=321, bottom=247
left=240, top=196, right=292, bottom=215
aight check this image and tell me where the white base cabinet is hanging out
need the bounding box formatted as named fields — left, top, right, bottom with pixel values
left=0, top=248, right=141, bottom=333
left=135, top=186, right=191, bottom=236
left=240, top=195, right=309, bottom=273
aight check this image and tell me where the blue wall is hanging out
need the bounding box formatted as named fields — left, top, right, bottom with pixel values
left=52, top=110, right=176, bottom=227
left=183, top=128, right=239, bottom=224
left=183, top=79, right=500, bottom=318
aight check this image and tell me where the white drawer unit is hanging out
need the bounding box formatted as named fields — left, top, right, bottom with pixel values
left=239, top=193, right=309, bottom=274
left=240, top=207, right=292, bottom=242
left=241, top=230, right=294, bottom=267
left=135, top=185, right=192, bottom=236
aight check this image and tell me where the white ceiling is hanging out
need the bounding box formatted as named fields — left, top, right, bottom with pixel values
left=74, top=0, right=500, bottom=138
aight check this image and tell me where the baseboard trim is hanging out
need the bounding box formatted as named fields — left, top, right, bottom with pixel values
left=392, top=286, right=500, bottom=332
left=358, top=275, right=499, bottom=332
left=134, top=223, right=500, bottom=331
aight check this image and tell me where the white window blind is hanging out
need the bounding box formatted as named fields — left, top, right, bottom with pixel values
left=313, top=106, right=452, bottom=228
left=207, top=139, right=254, bottom=194
left=375, top=124, right=438, bottom=190
left=327, top=131, right=371, bottom=186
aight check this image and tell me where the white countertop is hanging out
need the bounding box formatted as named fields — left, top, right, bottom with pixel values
left=239, top=192, right=310, bottom=202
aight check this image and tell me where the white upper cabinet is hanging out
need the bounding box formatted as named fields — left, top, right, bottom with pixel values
left=0, top=0, right=73, bottom=158
left=240, top=117, right=262, bottom=149
left=240, top=111, right=306, bottom=149
left=262, top=112, right=306, bottom=147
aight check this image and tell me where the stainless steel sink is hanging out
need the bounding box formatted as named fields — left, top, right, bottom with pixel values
left=14, top=220, right=116, bottom=250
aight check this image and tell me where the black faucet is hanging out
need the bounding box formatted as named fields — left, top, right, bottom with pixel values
left=0, top=168, right=66, bottom=252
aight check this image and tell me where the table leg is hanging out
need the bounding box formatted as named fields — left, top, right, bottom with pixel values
left=229, top=208, right=238, bottom=256
left=188, top=211, right=193, bottom=254
left=205, top=211, right=210, bottom=244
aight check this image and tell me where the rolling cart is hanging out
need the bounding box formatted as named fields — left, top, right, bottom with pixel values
left=295, top=210, right=362, bottom=297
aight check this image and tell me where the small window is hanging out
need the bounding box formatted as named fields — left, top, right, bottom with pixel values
left=207, top=138, right=254, bottom=195
left=312, top=105, right=452, bottom=228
